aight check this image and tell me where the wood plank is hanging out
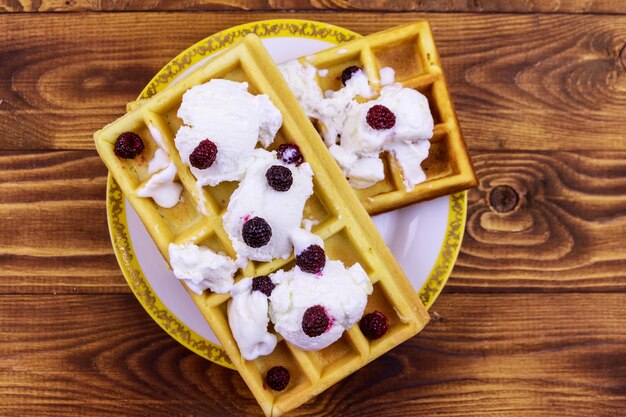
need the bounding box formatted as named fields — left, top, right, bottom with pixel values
left=2, top=0, right=626, bottom=14
left=0, top=151, right=125, bottom=292
left=2, top=150, right=625, bottom=293
left=1, top=13, right=625, bottom=151
left=455, top=150, right=626, bottom=291
left=1, top=292, right=625, bottom=416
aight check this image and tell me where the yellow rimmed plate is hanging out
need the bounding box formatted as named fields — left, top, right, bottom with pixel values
left=106, top=19, right=467, bottom=370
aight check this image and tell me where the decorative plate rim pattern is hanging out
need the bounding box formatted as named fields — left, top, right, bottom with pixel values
left=105, top=18, right=467, bottom=369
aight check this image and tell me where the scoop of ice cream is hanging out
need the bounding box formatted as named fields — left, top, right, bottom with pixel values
left=341, top=84, right=433, bottom=152
left=174, top=79, right=282, bottom=186
left=386, top=140, right=431, bottom=190
left=341, top=102, right=390, bottom=154
left=168, top=243, right=237, bottom=294
left=280, top=61, right=434, bottom=190
left=268, top=230, right=372, bottom=351
left=375, top=83, right=434, bottom=142
left=223, top=149, right=313, bottom=264
left=278, top=60, right=325, bottom=119
left=279, top=60, right=374, bottom=148
left=346, top=156, right=385, bottom=189
left=317, top=69, right=375, bottom=147
left=328, top=145, right=385, bottom=189
left=326, top=83, right=433, bottom=189
left=227, top=277, right=277, bottom=361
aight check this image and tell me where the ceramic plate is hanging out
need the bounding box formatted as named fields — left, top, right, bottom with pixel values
left=106, top=19, right=467, bottom=370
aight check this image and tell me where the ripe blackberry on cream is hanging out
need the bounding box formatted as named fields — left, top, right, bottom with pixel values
left=174, top=80, right=282, bottom=187
left=278, top=60, right=434, bottom=190
left=268, top=230, right=372, bottom=351
left=223, top=149, right=314, bottom=264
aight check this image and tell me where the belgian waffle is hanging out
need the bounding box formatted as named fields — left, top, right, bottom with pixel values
left=286, top=21, right=477, bottom=214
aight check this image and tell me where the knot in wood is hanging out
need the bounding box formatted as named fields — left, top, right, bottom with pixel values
left=489, top=185, right=519, bottom=213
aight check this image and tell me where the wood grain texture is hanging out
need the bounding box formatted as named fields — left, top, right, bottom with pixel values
left=455, top=150, right=626, bottom=291
left=2, top=150, right=625, bottom=293
left=2, top=8, right=625, bottom=417
left=2, top=0, right=626, bottom=14
left=1, top=13, right=625, bottom=151
left=0, top=151, right=125, bottom=293
left=3, top=150, right=625, bottom=293
left=1, top=292, right=625, bottom=416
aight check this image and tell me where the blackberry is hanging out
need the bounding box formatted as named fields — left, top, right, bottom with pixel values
left=302, top=305, right=330, bottom=337
left=341, top=65, right=362, bottom=86
left=266, top=366, right=290, bottom=391
left=295, top=245, right=326, bottom=274
left=359, top=311, right=389, bottom=340
left=242, top=217, right=272, bottom=248
left=114, top=132, right=144, bottom=159
left=266, top=165, right=293, bottom=192
left=366, top=105, right=396, bottom=130
left=189, top=139, right=218, bottom=169
left=277, top=144, right=304, bottom=166
left=252, top=276, right=275, bottom=297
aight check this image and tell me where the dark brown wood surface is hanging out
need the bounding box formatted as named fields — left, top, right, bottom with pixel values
left=2, top=0, right=626, bottom=14
left=1, top=2, right=625, bottom=416
left=2, top=12, right=626, bottom=151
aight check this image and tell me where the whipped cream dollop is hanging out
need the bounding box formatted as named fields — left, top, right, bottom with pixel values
left=269, top=229, right=372, bottom=351
left=174, top=79, right=282, bottom=186
left=227, top=277, right=277, bottom=361
left=379, top=67, right=396, bottom=86
left=147, top=148, right=170, bottom=174
left=136, top=148, right=183, bottom=208
left=278, top=60, right=434, bottom=190
left=278, top=60, right=326, bottom=119
left=168, top=243, right=237, bottom=294
left=280, top=60, right=374, bottom=148
left=223, top=149, right=314, bottom=264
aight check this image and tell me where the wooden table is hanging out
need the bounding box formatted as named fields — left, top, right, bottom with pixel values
left=2, top=1, right=626, bottom=416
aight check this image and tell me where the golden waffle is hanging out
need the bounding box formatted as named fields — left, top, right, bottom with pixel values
left=94, top=34, right=429, bottom=417
left=289, top=21, right=477, bottom=215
